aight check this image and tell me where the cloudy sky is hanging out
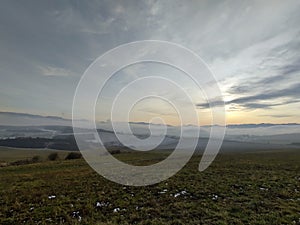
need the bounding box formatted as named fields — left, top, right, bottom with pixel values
left=1, top=0, right=300, bottom=125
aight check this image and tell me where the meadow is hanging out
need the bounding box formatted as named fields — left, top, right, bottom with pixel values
left=0, top=148, right=299, bottom=224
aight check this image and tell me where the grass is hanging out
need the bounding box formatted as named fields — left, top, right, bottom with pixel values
left=0, top=148, right=299, bottom=224
left=0, top=147, right=73, bottom=163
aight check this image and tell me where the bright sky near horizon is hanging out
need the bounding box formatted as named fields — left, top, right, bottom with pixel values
left=1, top=0, right=300, bottom=125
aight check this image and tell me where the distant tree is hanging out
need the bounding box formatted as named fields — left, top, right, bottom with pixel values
left=48, top=152, right=59, bottom=161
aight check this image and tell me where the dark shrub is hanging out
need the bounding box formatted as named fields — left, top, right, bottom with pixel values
left=31, top=155, right=40, bottom=163
left=48, top=152, right=59, bottom=161
left=110, top=149, right=121, bottom=155
left=65, top=152, right=82, bottom=160
left=10, top=159, right=33, bottom=166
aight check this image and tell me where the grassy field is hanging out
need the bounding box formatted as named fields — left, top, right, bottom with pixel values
left=0, top=148, right=299, bottom=224
left=0, top=147, right=72, bottom=163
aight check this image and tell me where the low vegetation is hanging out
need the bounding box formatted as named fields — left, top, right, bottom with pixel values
left=0, top=147, right=78, bottom=167
left=0, top=149, right=299, bottom=224
left=65, top=152, right=82, bottom=160
left=48, top=152, right=59, bottom=161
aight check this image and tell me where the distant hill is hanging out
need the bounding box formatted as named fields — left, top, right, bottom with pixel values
left=225, top=123, right=300, bottom=128
left=0, top=112, right=300, bottom=150
left=0, top=111, right=88, bottom=127
left=0, top=112, right=73, bottom=126
left=1, top=111, right=299, bottom=129
left=0, top=136, right=78, bottom=150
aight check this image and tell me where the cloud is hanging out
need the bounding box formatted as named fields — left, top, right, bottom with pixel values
left=229, top=74, right=291, bottom=95
left=279, top=61, right=300, bottom=75
left=38, top=65, right=73, bottom=77
left=259, top=114, right=294, bottom=118
left=228, top=56, right=300, bottom=96
left=197, top=82, right=300, bottom=109
left=137, top=107, right=178, bottom=117
left=1, top=0, right=300, bottom=123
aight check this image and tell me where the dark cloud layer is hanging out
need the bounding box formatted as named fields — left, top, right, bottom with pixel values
left=197, top=82, right=300, bottom=109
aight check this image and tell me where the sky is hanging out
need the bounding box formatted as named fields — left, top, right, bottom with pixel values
left=1, top=0, right=300, bottom=125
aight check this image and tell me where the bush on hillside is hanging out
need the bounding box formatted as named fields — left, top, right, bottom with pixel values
left=48, top=152, right=59, bottom=161
left=31, top=155, right=40, bottom=163
left=65, top=152, right=82, bottom=160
